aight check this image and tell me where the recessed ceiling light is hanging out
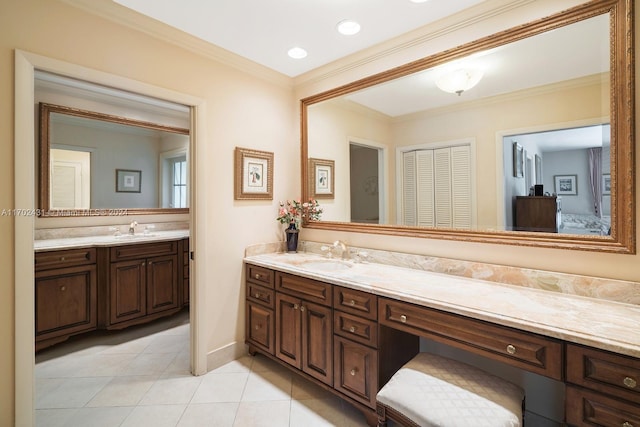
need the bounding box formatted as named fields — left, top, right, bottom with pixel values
left=287, top=47, right=308, bottom=59
left=336, top=20, right=361, bottom=36
left=409, top=0, right=429, bottom=3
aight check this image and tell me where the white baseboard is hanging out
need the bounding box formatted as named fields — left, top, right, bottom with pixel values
left=206, top=341, right=248, bottom=372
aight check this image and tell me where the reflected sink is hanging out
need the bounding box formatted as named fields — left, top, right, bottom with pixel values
left=301, top=259, right=353, bottom=273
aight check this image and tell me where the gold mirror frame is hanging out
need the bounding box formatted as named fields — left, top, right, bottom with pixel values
left=301, top=0, right=635, bottom=254
left=39, top=103, right=190, bottom=217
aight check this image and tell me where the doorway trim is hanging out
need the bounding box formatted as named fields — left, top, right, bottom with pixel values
left=14, top=50, right=207, bottom=426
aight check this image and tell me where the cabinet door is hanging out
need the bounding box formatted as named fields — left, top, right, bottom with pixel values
left=334, top=336, right=378, bottom=408
left=246, top=301, right=274, bottom=354
left=35, top=264, right=97, bottom=340
left=302, top=301, right=333, bottom=386
left=146, top=255, right=178, bottom=314
left=110, top=259, right=146, bottom=324
left=275, top=292, right=302, bottom=369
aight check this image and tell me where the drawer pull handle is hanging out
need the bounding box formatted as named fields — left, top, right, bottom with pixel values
left=623, top=422, right=633, bottom=427
left=293, top=304, right=299, bottom=310
left=349, top=326, right=356, bottom=333
left=60, top=286, right=66, bottom=291
left=349, top=299, right=355, bottom=306
left=255, top=293, right=261, bottom=299
left=506, top=345, right=517, bottom=355
left=300, top=306, right=306, bottom=312
left=60, top=256, right=65, bottom=261
left=400, top=315, right=407, bottom=323
left=350, top=369, right=357, bottom=376
left=255, top=324, right=261, bottom=330
left=623, top=377, right=637, bottom=389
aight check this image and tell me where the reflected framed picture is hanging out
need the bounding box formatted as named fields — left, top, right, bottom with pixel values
left=513, top=142, right=524, bottom=178
left=602, top=173, right=611, bottom=195
left=234, top=147, right=273, bottom=200
left=554, top=174, right=578, bottom=195
left=116, top=169, right=141, bottom=193
left=309, top=158, right=334, bottom=199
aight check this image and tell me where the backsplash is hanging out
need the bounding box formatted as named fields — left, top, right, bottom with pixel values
left=35, top=222, right=189, bottom=240
left=246, top=240, right=640, bottom=306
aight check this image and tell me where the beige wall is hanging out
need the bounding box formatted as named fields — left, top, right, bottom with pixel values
left=1, top=0, right=296, bottom=424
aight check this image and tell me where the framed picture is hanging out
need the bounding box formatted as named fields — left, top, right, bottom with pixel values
left=309, top=158, right=334, bottom=199
left=116, top=169, right=141, bottom=193
left=234, top=147, right=273, bottom=200
left=602, top=173, right=611, bottom=195
left=554, top=174, right=578, bottom=195
left=512, top=142, right=524, bottom=178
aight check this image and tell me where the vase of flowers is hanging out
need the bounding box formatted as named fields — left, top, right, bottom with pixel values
left=277, top=199, right=322, bottom=252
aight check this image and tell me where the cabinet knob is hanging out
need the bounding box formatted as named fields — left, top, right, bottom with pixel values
left=255, top=324, right=261, bottom=330
left=623, top=377, right=637, bottom=389
left=300, top=305, right=306, bottom=312
left=60, top=286, right=66, bottom=291
left=349, top=299, right=355, bottom=306
left=293, top=304, right=299, bottom=310
left=349, top=326, right=356, bottom=333
left=255, top=274, right=261, bottom=279
left=400, top=315, right=407, bottom=323
left=255, top=293, right=261, bottom=299
left=60, top=256, right=65, bottom=261
left=623, top=422, right=634, bottom=427
left=350, top=369, right=357, bottom=376
left=506, top=345, right=517, bottom=355
left=141, top=262, right=146, bottom=266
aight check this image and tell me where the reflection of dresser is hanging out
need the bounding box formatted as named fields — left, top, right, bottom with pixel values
left=515, top=196, right=561, bottom=232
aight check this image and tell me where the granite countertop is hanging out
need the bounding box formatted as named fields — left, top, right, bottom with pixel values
left=34, top=229, right=190, bottom=252
left=244, top=251, right=640, bottom=359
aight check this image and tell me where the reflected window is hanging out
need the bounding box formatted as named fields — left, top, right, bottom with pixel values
left=171, top=156, right=187, bottom=208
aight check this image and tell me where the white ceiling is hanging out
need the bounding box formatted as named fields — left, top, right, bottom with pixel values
left=112, top=0, right=486, bottom=77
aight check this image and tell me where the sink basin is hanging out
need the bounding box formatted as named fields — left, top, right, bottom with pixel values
left=301, top=259, right=353, bottom=273
left=114, top=233, right=155, bottom=239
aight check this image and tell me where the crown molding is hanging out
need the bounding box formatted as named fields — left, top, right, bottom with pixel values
left=60, top=0, right=293, bottom=89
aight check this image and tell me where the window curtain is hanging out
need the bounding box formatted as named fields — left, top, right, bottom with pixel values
left=588, top=147, right=603, bottom=218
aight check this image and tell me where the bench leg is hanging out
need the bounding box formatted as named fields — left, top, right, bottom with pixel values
left=376, top=403, right=387, bottom=427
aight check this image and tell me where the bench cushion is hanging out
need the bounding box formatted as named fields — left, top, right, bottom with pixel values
left=377, top=353, right=524, bottom=427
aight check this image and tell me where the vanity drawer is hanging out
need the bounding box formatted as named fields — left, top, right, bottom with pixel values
left=334, top=311, right=378, bottom=348
left=247, top=282, right=275, bottom=308
left=110, top=241, right=177, bottom=261
left=566, top=385, right=640, bottom=427
left=334, top=335, right=378, bottom=409
left=35, top=247, right=96, bottom=271
left=567, top=344, right=640, bottom=403
left=379, top=298, right=563, bottom=380
left=246, top=264, right=274, bottom=288
left=275, top=272, right=332, bottom=306
left=334, top=287, right=377, bottom=320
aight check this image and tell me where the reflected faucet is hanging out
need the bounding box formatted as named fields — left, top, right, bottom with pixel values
left=332, top=240, right=348, bottom=260
left=129, top=221, right=138, bottom=235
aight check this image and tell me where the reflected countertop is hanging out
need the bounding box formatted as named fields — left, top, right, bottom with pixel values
left=34, top=229, right=189, bottom=252
left=244, top=251, right=640, bottom=358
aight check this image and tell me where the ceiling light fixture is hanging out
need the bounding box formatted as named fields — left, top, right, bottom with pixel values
left=336, top=20, right=361, bottom=36
left=409, top=0, right=429, bottom=3
left=287, top=47, right=308, bottom=59
left=435, top=68, right=483, bottom=96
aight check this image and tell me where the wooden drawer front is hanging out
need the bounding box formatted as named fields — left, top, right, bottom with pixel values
left=246, top=301, right=274, bottom=355
left=247, top=282, right=274, bottom=308
left=334, top=311, right=378, bottom=348
left=379, top=298, right=563, bottom=380
left=567, top=344, right=640, bottom=403
left=334, top=287, right=377, bottom=320
left=35, top=248, right=96, bottom=271
left=246, top=264, right=274, bottom=288
left=566, top=385, right=640, bottom=427
left=110, top=241, right=177, bottom=261
left=334, top=336, right=378, bottom=409
left=276, top=272, right=332, bottom=306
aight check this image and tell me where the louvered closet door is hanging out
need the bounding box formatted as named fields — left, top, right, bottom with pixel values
left=416, top=150, right=435, bottom=227
left=433, top=148, right=452, bottom=228
left=451, top=145, right=472, bottom=228
left=402, top=151, right=417, bottom=226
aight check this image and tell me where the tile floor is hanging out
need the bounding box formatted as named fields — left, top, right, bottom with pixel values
left=35, top=310, right=371, bottom=427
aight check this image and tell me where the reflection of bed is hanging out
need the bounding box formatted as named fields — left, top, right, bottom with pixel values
left=560, top=213, right=611, bottom=235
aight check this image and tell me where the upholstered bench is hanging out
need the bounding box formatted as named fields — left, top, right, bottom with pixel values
left=376, top=353, right=525, bottom=427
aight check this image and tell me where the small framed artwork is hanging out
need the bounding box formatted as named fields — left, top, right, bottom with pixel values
left=234, top=147, right=273, bottom=200
left=554, top=174, right=578, bottom=195
left=309, top=158, right=334, bottom=199
left=513, top=142, right=524, bottom=178
left=602, top=173, right=611, bottom=195
left=116, top=169, right=141, bottom=193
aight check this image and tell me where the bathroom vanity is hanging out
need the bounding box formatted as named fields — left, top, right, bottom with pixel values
left=244, top=249, right=640, bottom=426
left=34, top=231, right=189, bottom=350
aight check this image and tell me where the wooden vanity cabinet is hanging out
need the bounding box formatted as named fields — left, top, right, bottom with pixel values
left=35, top=248, right=97, bottom=350
left=565, top=344, right=640, bottom=426
left=180, top=238, right=190, bottom=306
left=245, top=264, right=275, bottom=354
left=275, top=272, right=333, bottom=385
left=105, top=241, right=179, bottom=328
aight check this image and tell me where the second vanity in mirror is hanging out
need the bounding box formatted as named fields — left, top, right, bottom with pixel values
left=302, top=0, right=634, bottom=253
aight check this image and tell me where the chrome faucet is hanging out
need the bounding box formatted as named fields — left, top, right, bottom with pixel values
left=128, top=221, right=138, bottom=235
left=332, top=240, right=348, bottom=260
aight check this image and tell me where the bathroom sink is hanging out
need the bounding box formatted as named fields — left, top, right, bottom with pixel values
left=301, top=259, right=353, bottom=273
left=114, top=233, right=155, bottom=240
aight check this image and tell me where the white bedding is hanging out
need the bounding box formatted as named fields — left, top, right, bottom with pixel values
left=560, top=213, right=611, bottom=235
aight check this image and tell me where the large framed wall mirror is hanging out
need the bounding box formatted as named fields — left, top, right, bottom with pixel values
left=302, top=0, right=635, bottom=254
left=39, top=103, right=190, bottom=217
